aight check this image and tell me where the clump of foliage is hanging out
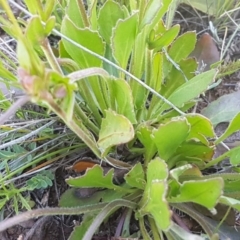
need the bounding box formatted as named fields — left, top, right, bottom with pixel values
left=0, top=0, right=240, bottom=239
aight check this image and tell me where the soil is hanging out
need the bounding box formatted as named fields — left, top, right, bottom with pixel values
left=1, top=2, right=240, bottom=240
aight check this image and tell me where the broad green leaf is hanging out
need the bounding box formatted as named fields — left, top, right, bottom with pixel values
left=170, top=164, right=193, bottom=182
left=98, top=110, right=134, bottom=156
left=147, top=158, right=168, bottom=181
left=168, top=31, right=197, bottom=63
left=112, top=13, right=138, bottom=69
left=144, top=181, right=171, bottom=230
left=25, top=16, right=45, bottom=44
left=66, top=165, right=118, bottom=189
left=186, top=114, right=215, bottom=144
left=137, top=125, right=157, bottom=161
left=152, top=117, right=190, bottom=160
left=216, top=113, right=240, bottom=144
left=60, top=188, right=127, bottom=208
left=98, top=1, right=125, bottom=44
left=148, top=24, right=180, bottom=50
left=170, top=178, right=224, bottom=209
left=66, top=0, right=88, bottom=28
left=125, top=163, right=145, bottom=189
left=201, top=91, right=240, bottom=126
left=220, top=196, right=240, bottom=211
left=107, top=78, right=137, bottom=124
left=139, top=159, right=171, bottom=230
left=174, top=141, right=214, bottom=162
left=228, top=147, right=240, bottom=165
left=160, top=69, right=217, bottom=111
left=149, top=58, right=197, bottom=118
left=61, top=17, right=105, bottom=68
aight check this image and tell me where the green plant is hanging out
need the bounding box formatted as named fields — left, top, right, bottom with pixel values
left=0, top=0, right=240, bottom=239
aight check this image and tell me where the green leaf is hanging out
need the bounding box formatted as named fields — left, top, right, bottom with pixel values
left=0, top=61, right=16, bottom=81
left=69, top=216, right=95, bottom=240
left=220, top=196, right=240, bottom=211
left=140, top=0, right=171, bottom=29
left=66, top=165, right=118, bottom=189
left=44, top=16, right=56, bottom=36
left=26, top=17, right=45, bottom=44
left=148, top=24, right=180, bottom=50
left=129, top=27, right=148, bottom=111
left=26, top=170, right=54, bottom=190
left=168, top=31, right=197, bottom=63
left=66, top=0, right=88, bottom=28
left=98, top=110, right=134, bottom=157
left=174, top=141, right=214, bottom=162
left=181, top=0, right=228, bottom=16
left=61, top=17, right=105, bottom=68
left=152, top=117, right=190, bottom=160
left=60, top=188, right=128, bottom=208
left=170, top=222, right=204, bottom=240
left=215, top=112, right=240, bottom=144
left=137, top=125, right=157, bottom=161
left=124, top=163, right=145, bottom=189
left=201, top=91, right=240, bottom=126
left=170, top=178, right=224, bottom=209
left=112, top=13, right=138, bottom=69
left=149, top=58, right=197, bottom=118
left=107, top=78, right=137, bottom=124
left=98, top=1, right=125, bottom=44
left=170, top=164, right=193, bottom=182
left=160, top=69, right=217, bottom=111
left=186, top=114, right=215, bottom=144
left=228, top=147, right=240, bottom=165
left=139, top=158, right=171, bottom=231
left=82, top=199, right=136, bottom=240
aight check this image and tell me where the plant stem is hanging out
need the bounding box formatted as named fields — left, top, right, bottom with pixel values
left=0, top=0, right=22, bottom=36
left=148, top=216, right=161, bottom=240
left=139, top=216, right=152, bottom=240
left=41, top=38, right=63, bottom=74
left=0, top=202, right=108, bottom=232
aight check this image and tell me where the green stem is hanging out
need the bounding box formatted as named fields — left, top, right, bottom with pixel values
left=0, top=202, right=108, bottom=232
left=148, top=216, right=161, bottom=240
left=0, top=0, right=22, bottom=36
left=68, top=118, right=101, bottom=158
left=203, top=145, right=240, bottom=169
left=139, top=216, right=152, bottom=240
left=171, top=203, right=214, bottom=237
left=74, top=104, right=99, bottom=135
left=77, top=0, right=89, bottom=27
left=41, top=38, right=63, bottom=74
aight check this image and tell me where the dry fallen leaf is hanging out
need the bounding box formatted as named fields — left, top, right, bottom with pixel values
left=190, top=33, right=220, bottom=71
